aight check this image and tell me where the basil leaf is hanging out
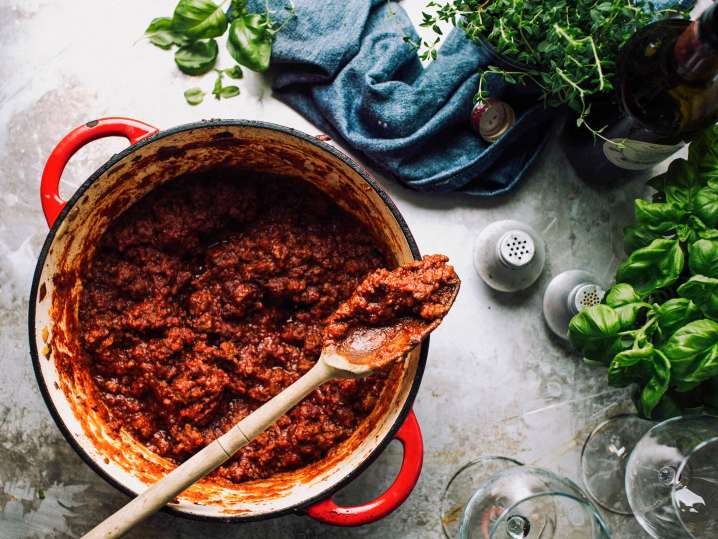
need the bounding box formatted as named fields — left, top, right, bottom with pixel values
left=212, top=72, right=223, bottom=98
left=219, top=85, right=240, bottom=98
left=568, top=304, right=628, bottom=364
left=616, top=239, right=684, bottom=297
left=175, top=39, right=218, bottom=75
left=614, top=302, right=651, bottom=329
left=699, top=229, right=718, bottom=240
left=623, top=223, right=662, bottom=253
left=688, top=239, right=718, bottom=278
left=688, top=125, right=718, bottom=187
left=660, top=319, right=718, bottom=379
left=224, top=65, right=244, bottom=79
left=172, top=0, right=228, bottom=39
left=655, top=298, right=702, bottom=342
left=693, top=186, right=718, bottom=229
left=634, top=199, right=685, bottom=228
left=674, top=343, right=718, bottom=391
left=605, top=283, right=640, bottom=307
left=607, top=345, right=653, bottom=386
left=145, top=17, right=189, bottom=49
left=678, top=275, right=718, bottom=320
left=640, top=349, right=671, bottom=418
left=228, top=0, right=248, bottom=21
left=647, top=159, right=702, bottom=208
left=676, top=225, right=693, bottom=244
left=183, top=87, right=205, bottom=105
left=227, top=14, right=272, bottom=72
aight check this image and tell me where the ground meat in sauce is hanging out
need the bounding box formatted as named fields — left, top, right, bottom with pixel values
left=324, top=254, right=460, bottom=348
left=79, top=172, right=391, bottom=483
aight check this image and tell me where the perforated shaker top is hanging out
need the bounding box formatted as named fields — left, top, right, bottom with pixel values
left=498, top=230, right=535, bottom=268
left=572, top=284, right=605, bottom=312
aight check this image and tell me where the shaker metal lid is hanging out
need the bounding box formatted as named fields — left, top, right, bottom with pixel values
left=569, top=283, right=605, bottom=316
left=471, top=98, right=516, bottom=143
left=498, top=230, right=535, bottom=269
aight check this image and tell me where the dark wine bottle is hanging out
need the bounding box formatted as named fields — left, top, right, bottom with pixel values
left=564, top=4, right=718, bottom=184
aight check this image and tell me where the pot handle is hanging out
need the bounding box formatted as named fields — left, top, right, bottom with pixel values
left=40, top=117, right=158, bottom=227
left=305, top=410, right=423, bottom=527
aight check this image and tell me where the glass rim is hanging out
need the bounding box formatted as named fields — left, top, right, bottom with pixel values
left=671, top=435, right=718, bottom=539
left=459, top=466, right=611, bottom=539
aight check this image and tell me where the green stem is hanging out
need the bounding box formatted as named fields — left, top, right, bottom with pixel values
left=587, top=36, right=605, bottom=91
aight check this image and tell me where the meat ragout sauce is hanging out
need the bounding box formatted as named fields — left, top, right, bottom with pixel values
left=324, top=255, right=460, bottom=367
left=79, top=172, right=391, bottom=484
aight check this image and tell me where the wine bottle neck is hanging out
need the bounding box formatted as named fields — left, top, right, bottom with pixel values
left=674, top=4, right=718, bottom=82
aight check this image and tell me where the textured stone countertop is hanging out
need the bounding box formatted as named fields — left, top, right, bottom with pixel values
left=0, top=1, right=672, bottom=537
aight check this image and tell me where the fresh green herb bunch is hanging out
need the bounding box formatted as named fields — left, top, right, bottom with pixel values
left=145, top=0, right=296, bottom=105
left=418, top=0, right=689, bottom=128
left=568, top=126, right=718, bottom=420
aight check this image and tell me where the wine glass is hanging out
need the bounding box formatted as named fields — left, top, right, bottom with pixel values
left=441, top=456, right=524, bottom=538
left=441, top=460, right=611, bottom=538
left=581, top=414, right=655, bottom=515
left=625, top=415, right=718, bottom=538
left=581, top=414, right=718, bottom=538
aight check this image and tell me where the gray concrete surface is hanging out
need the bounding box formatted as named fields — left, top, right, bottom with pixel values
left=0, top=1, right=665, bottom=537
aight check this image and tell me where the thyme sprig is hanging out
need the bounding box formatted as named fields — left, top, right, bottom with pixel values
left=419, top=0, right=690, bottom=131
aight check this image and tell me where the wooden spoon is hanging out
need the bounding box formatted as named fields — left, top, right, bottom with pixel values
left=83, top=255, right=460, bottom=538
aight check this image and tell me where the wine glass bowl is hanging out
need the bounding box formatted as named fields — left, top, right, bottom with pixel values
left=441, top=457, right=524, bottom=538
left=625, top=415, right=718, bottom=539
left=580, top=414, right=655, bottom=515
left=458, top=466, right=611, bottom=539
left=674, top=436, right=718, bottom=538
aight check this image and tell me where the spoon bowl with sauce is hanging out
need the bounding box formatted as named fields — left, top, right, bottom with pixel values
left=84, top=254, right=460, bottom=539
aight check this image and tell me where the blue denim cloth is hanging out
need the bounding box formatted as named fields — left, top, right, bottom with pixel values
left=251, top=0, right=694, bottom=196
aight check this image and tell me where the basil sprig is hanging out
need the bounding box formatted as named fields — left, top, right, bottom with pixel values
left=144, top=0, right=296, bottom=105
left=568, top=125, right=718, bottom=419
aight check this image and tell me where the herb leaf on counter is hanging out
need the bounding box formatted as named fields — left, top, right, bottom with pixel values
left=223, top=65, right=244, bottom=79
left=175, top=39, right=219, bottom=75
left=184, top=87, right=206, bottom=105
left=172, top=0, right=228, bottom=40
left=227, top=13, right=272, bottom=72
left=145, top=17, right=189, bottom=49
left=146, top=0, right=295, bottom=104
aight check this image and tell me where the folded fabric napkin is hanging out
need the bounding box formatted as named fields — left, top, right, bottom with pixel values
left=250, top=0, right=694, bottom=196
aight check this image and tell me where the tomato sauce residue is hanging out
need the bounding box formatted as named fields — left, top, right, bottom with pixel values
left=324, top=255, right=460, bottom=368
left=78, top=172, right=391, bottom=484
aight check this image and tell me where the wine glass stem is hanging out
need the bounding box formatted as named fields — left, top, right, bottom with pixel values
left=506, top=515, right=530, bottom=538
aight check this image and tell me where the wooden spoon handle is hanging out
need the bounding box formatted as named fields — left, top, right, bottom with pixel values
left=83, top=360, right=336, bottom=539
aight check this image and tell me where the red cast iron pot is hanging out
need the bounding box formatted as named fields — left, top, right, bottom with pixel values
left=29, top=118, right=427, bottom=526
